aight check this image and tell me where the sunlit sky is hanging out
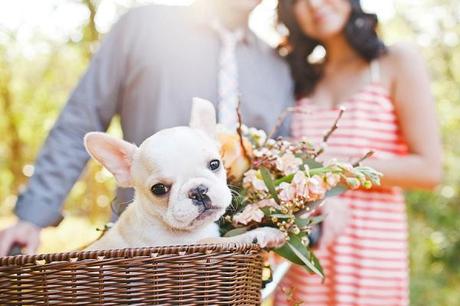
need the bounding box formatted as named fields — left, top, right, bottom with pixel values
left=0, top=0, right=397, bottom=57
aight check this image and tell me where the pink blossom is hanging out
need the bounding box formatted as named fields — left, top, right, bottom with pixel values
left=324, top=158, right=338, bottom=167
left=325, top=173, right=340, bottom=188
left=324, top=159, right=353, bottom=172
left=292, top=171, right=309, bottom=198
left=308, top=175, right=327, bottom=200
left=340, top=162, right=354, bottom=172
left=278, top=182, right=295, bottom=202
left=243, top=170, right=267, bottom=192
left=255, top=199, right=280, bottom=209
left=233, top=204, right=265, bottom=225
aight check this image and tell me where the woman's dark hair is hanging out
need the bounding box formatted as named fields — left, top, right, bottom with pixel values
left=277, top=0, right=387, bottom=97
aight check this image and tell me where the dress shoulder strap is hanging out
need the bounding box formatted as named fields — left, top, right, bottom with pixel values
left=369, top=60, right=381, bottom=83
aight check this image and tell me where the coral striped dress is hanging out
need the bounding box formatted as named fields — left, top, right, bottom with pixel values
left=274, top=61, right=409, bottom=306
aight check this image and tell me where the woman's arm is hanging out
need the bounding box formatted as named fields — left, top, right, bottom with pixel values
left=364, top=43, right=443, bottom=190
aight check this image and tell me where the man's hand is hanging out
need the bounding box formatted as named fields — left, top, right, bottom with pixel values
left=0, top=220, right=41, bottom=256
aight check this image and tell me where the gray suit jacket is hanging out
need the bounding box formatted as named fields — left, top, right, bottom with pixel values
left=15, top=4, right=294, bottom=227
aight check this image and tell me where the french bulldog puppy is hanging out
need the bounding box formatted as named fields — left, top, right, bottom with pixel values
left=85, top=98, right=284, bottom=251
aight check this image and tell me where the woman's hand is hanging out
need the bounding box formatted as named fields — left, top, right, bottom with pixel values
left=318, top=198, right=350, bottom=250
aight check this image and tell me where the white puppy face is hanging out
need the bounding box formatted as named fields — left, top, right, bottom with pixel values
left=132, top=127, right=231, bottom=230
left=84, top=98, right=232, bottom=231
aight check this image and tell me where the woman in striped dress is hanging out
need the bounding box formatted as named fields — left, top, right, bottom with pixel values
left=273, top=0, right=442, bottom=305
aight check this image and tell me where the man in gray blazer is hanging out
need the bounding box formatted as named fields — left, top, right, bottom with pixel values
left=0, top=0, right=293, bottom=256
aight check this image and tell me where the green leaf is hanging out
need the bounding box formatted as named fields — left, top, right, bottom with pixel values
left=326, top=185, right=347, bottom=197
left=287, top=242, right=324, bottom=278
left=260, top=207, right=271, bottom=215
left=275, top=165, right=329, bottom=186
left=274, top=173, right=294, bottom=186
left=270, top=214, right=291, bottom=219
left=223, top=227, right=249, bottom=237
left=274, top=242, right=305, bottom=266
left=274, top=234, right=325, bottom=279
left=308, top=250, right=324, bottom=280
left=304, top=159, right=323, bottom=169
left=260, top=167, right=280, bottom=203
left=230, top=186, right=247, bottom=212
left=353, top=166, right=383, bottom=185
left=295, top=216, right=311, bottom=228
left=309, top=214, right=326, bottom=225
left=295, top=214, right=326, bottom=228
left=308, top=167, right=329, bottom=176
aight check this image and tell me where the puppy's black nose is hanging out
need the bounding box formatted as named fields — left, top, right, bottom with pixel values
left=188, top=184, right=208, bottom=202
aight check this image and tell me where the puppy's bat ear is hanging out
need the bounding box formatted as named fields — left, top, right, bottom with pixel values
left=189, top=97, right=217, bottom=138
left=84, top=132, right=138, bottom=188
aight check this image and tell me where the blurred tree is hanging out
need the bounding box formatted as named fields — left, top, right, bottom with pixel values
left=81, top=0, right=101, bottom=58
left=0, top=40, right=24, bottom=196
left=0, top=0, right=116, bottom=224
left=383, top=0, right=460, bottom=305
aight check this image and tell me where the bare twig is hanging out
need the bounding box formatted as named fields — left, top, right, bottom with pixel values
left=323, top=107, right=345, bottom=143
left=313, top=107, right=346, bottom=158
left=312, top=144, right=326, bottom=159
left=266, top=106, right=311, bottom=142
left=352, top=150, right=375, bottom=167
left=236, top=99, right=251, bottom=162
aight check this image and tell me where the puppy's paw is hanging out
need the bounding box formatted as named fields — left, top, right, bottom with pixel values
left=247, top=227, right=286, bottom=249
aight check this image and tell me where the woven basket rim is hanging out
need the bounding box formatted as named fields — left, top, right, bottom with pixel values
left=0, top=243, right=260, bottom=266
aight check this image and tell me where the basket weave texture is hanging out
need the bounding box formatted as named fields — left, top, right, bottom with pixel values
left=0, top=243, right=263, bottom=305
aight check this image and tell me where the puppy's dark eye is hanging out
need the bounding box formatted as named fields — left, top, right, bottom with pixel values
left=208, top=159, right=220, bottom=171
left=151, top=183, right=170, bottom=196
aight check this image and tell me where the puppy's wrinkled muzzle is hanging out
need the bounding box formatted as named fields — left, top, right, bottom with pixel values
left=188, top=184, right=213, bottom=210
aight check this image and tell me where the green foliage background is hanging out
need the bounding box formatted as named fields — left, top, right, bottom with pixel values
left=0, top=1, right=459, bottom=305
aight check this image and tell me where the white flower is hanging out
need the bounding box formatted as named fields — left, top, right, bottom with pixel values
left=292, top=171, right=309, bottom=198
left=248, top=127, right=267, bottom=146
left=240, top=124, right=249, bottom=134
left=253, top=147, right=271, bottom=158
left=276, top=151, right=303, bottom=175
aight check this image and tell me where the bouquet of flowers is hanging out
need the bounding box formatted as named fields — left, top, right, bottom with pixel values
left=218, top=107, right=382, bottom=278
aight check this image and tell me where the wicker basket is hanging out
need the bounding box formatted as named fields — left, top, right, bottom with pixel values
left=0, top=243, right=263, bottom=305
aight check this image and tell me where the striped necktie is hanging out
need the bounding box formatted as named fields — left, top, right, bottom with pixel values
left=212, top=21, right=244, bottom=130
